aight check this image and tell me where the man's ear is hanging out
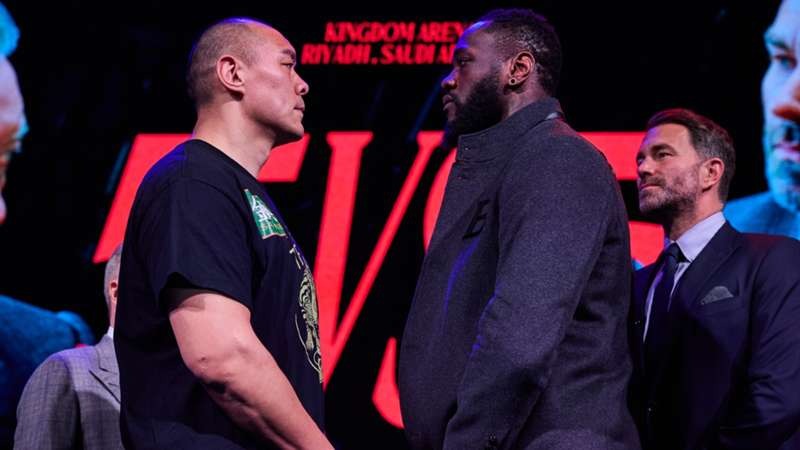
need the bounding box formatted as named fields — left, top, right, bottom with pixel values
left=701, top=157, right=724, bottom=191
left=506, top=50, right=535, bottom=89
left=110, top=279, right=119, bottom=305
left=216, top=55, right=246, bottom=96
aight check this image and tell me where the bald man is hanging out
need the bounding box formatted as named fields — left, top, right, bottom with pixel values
left=115, top=18, right=331, bottom=449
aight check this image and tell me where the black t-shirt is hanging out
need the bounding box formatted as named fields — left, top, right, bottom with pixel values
left=115, top=140, right=324, bottom=450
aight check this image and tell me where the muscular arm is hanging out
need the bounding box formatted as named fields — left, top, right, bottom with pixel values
left=167, top=289, right=332, bottom=450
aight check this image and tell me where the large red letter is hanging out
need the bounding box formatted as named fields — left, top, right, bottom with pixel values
left=93, top=134, right=309, bottom=263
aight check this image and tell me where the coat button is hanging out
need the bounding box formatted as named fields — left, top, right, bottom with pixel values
left=633, top=319, right=642, bottom=326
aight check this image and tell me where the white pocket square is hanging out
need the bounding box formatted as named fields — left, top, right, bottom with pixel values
left=700, top=286, right=734, bottom=306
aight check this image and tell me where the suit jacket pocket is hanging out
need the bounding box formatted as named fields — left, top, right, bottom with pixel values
left=696, top=295, right=743, bottom=316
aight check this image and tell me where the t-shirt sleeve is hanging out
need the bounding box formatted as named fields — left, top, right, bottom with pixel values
left=136, top=178, right=254, bottom=310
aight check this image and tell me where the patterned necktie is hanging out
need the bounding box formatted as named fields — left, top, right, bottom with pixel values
left=645, top=243, right=682, bottom=374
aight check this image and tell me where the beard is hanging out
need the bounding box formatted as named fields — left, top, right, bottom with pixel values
left=441, top=70, right=504, bottom=149
left=764, top=121, right=800, bottom=213
left=638, top=165, right=701, bottom=221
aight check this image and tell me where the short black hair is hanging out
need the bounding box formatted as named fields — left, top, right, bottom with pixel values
left=477, top=8, right=562, bottom=96
left=186, top=18, right=266, bottom=108
left=647, top=108, right=737, bottom=202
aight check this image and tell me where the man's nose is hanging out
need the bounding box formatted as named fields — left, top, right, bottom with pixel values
left=772, top=68, right=800, bottom=121
left=637, top=157, right=653, bottom=179
left=296, top=74, right=309, bottom=96
left=441, top=70, right=456, bottom=90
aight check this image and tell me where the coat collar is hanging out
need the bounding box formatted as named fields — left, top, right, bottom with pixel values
left=457, top=96, right=563, bottom=163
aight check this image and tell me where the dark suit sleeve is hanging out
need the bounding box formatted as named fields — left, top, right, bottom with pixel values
left=713, top=239, right=800, bottom=449
left=441, top=145, right=618, bottom=449
left=14, top=354, right=78, bottom=449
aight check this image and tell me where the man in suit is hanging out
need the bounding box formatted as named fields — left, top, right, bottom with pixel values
left=630, top=108, right=800, bottom=449
left=399, top=8, right=640, bottom=450
left=13, top=244, right=124, bottom=450
left=725, top=0, right=800, bottom=239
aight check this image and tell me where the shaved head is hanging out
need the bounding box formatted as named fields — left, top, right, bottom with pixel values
left=104, top=244, right=123, bottom=308
left=186, top=18, right=272, bottom=108
left=476, top=9, right=562, bottom=96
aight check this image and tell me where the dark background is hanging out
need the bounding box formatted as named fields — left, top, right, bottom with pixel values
left=0, top=1, right=780, bottom=447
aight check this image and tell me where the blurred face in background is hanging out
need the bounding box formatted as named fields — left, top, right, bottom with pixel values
left=0, top=56, right=26, bottom=225
left=762, top=0, right=800, bottom=212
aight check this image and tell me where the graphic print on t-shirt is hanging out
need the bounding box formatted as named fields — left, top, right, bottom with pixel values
left=244, top=189, right=286, bottom=239
left=290, top=243, right=324, bottom=383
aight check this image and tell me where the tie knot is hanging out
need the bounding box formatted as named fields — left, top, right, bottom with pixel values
left=664, top=242, right=683, bottom=265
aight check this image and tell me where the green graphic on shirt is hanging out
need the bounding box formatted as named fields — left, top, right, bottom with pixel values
left=244, top=189, right=286, bottom=239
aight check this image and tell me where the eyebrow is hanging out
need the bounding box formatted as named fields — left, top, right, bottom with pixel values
left=764, top=30, right=791, bottom=51
left=452, top=47, right=468, bottom=59
left=649, top=143, right=674, bottom=152
left=281, top=48, right=297, bottom=62
left=637, top=143, right=673, bottom=158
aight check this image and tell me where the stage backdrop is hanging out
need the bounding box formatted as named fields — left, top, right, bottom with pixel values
left=0, top=0, right=778, bottom=447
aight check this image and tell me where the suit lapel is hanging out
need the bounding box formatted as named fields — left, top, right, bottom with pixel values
left=646, top=223, right=741, bottom=400
left=89, top=335, right=120, bottom=403
left=671, top=223, right=740, bottom=312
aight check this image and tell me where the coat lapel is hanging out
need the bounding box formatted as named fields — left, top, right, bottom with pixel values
left=89, top=335, right=120, bottom=403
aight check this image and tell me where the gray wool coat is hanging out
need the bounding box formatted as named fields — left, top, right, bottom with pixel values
left=399, top=97, right=640, bottom=450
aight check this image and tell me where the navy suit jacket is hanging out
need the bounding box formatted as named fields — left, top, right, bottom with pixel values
left=629, top=223, right=800, bottom=449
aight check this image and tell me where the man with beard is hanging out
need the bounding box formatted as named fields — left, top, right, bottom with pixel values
left=725, top=0, right=800, bottom=239
left=398, top=9, right=639, bottom=450
left=630, top=108, right=800, bottom=449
